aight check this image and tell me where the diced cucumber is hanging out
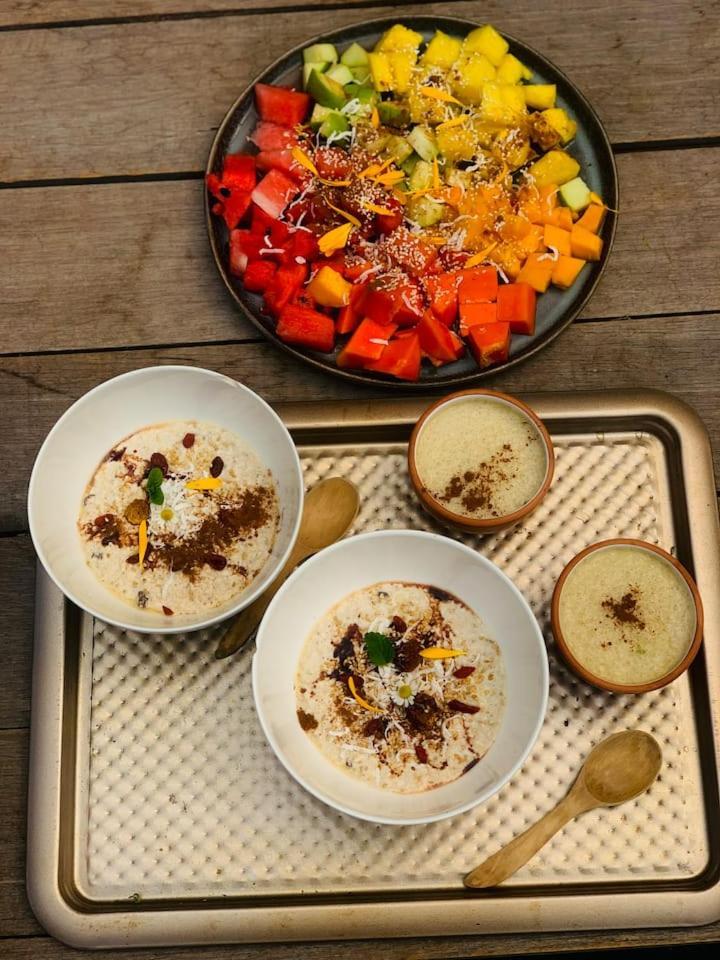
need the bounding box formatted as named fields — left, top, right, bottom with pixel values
left=345, top=82, right=376, bottom=105
left=377, top=100, right=410, bottom=128
left=407, top=195, right=445, bottom=227
left=340, top=42, right=369, bottom=68
left=326, top=63, right=354, bottom=86
left=307, top=69, right=347, bottom=109
left=350, top=65, right=372, bottom=84
left=303, top=62, right=328, bottom=90
left=303, top=43, right=338, bottom=64
left=400, top=152, right=419, bottom=176
left=365, top=133, right=390, bottom=155
left=383, top=134, right=413, bottom=164
left=409, top=159, right=433, bottom=192
left=310, top=103, right=333, bottom=131
left=319, top=111, right=350, bottom=138
left=559, top=176, right=591, bottom=212
left=407, top=125, right=438, bottom=162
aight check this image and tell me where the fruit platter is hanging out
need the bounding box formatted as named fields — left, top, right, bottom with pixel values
left=206, top=16, right=617, bottom=387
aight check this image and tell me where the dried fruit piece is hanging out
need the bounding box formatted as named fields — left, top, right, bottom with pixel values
left=149, top=452, right=169, bottom=476
left=124, top=498, right=149, bottom=525
left=205, top=554, right=227, bottom=570
left=453, top=665, right=476, bottom=679
left=162, top=605, right=174, bottom=616
left=210, top=456, right=224, bottom=478
left=126, top=554, right=140, bottom=565
left=415, top=743, right=428, bottom=764
left=447, top=699, right=480, bottom=714
left=182, top=432, right=195, bottom=448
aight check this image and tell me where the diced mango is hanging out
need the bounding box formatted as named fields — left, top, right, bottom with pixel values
left=523, top=84, right=556, bottom=110
left=576, top=203, right=607, bottom=234
left=528, top=149, right=580, bottom=187
left=552, top=255, right=586, bottom=289
left=387, top=50, right=417, bottom=93
left=542, top=223, right=572, bottom=256
left=408, top=68, right=450, bottom=124
left=422, top=30, right=463, bottom=69
left=307, top=265, right=352, bottom=307
left=463, top=24, right=509, bottom=66
left=542, top=107, right=577, bottom=144
left=436, top=123, right=477, bottom=161
left=368, top=51, right=394, bottom=92
left=494, top=128, right=532, bottom=169
left=570, top=224, right=603, bottom=261
left=496, top=53, right=531, bottom=84
left=479, top=81, right=527, bottom=126
left=451, top=54, right=496, bottom=104
left=517, top=252, right=554, bottom=292
left=544, top=206, right=574, bottom=230
left=375, top=23, right=423, bottom=53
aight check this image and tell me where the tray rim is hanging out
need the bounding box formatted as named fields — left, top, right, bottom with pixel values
left=26, top=388, right=720, bottom=949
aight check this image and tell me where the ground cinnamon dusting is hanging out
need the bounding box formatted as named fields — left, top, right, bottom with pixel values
left=602, top=586, right=645, bottom=629
left=438, top=443, right=516, bottom=516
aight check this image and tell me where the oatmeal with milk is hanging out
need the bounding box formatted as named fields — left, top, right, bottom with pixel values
left=78, top=421, right=279, bottom=616
left=295, top=582, right=505, bottom=793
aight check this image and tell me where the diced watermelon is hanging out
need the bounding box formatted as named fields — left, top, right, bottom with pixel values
left=250, top=203, right=276, bottom=236
left=255, top=83, right=310, bottom=127
left=467, top=322, right=511, bottom=368
left=367, top=334, right=422, bottom=381
left=222, top=153, right=257, bottom=192
left=281, top=229, right=319, bottom=265
left=228, top=229, right=264, bottom=274
left=263, top=262, right=308, bottom=315
left=249, top=121, right=299, bottom=152
left=243, top=260, right=277, bottom=293
left=276, top=304, right=335, bottom=353
left=251, top=169, right=300, bottom=219
left=216, top=191, right=252, bottom=231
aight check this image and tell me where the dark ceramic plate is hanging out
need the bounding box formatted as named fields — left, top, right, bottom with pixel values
left=206, top=15, right=618, bottom=390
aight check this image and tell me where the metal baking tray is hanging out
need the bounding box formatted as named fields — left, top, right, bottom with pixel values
left=27, top=389, right=720, bottom=949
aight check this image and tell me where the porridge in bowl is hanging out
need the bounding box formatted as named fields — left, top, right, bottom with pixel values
left=295, top=581, right=505, bottom=793
left=78, top=420, right=279, bottom=616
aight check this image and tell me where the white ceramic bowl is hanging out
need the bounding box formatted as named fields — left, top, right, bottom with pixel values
left=253, top=529, right=548, bottom=825
left=28, top=366, right=303, bottom=634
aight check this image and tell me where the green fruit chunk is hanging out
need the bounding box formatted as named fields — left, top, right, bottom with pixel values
left=407, top=195, right=445, bottom=226
left=302, top=62, right=328, bottom=90
left=400, top=152, right=419, bottom=175
left=326, top=63, right=354, bottom=86
left=407, top=125, right=438, bottom=161
left=345, top=82, right=376, bottom=105
left=349, top=65, right=372, bottom=84
left=310, top=102, right=333, bottom=130
left=319, top=111, right=350, bottom=138
left=378, top=100, right=410, bottom=128
left=383, top=134, right=413, bottom=164
left=303, top=43, right=338, bottom=64
left=340, top=42, right=369, bottom=68
left=558, top=176, right=592, bottom=212
left=408, top=159, right=433, bottom=191
left=307, top=69, right=347, bottom=109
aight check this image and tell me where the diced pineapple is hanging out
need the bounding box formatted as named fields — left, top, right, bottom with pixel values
left=494, top=129, right=532, bottom=170
left=528, top=149, right=580, bottom=187
left=387, top=50, right=417, bottom=94
left=462, top=24, right=509, bottom=66
left=496, top=53, right=530, bottom=85
left=368, top=51, right=394, bottom=92
left=422, top=30, right=463, bottom=69
left=375, top=23, right=423, bottom=53
left=450, top=54, right=496, bottom=104
left=528, top=112, right=562, bottom=151
left=407, top=70, right=450, bottom=124
left=436, top=124, right=477, bottom=161
left=542, top=107, right=577, bottom=143
left=480, top=81, right=527, bottom=126
left=523, top=84, right=556, bottom=110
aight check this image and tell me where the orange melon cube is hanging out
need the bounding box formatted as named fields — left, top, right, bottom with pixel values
left=575, top=203, right=606, bottom=234
left=570, top=225, right=603, bottom=261
left=516, top=252, right=554, bottom=293
left=551, top=255, right=586, bottom=289
left=542, top=224, right=572, bottom=256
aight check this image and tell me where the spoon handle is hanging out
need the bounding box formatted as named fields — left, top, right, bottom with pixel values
left=464, top=788, right=596, bottom=889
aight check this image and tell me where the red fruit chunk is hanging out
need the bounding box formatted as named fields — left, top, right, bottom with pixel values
left=217, top=191, right=252, bottom=231
left=459, top=266, right=498, bottom=304
left=467, top=322, right=511, bottom=369
left=314, top=146, right=352, bottom=181
left=336, top=283, right=367, bottom=335
left=276, top=305, right=335, bottom=353
left=459, top=300, right=497, bottom=336
left=453, top=665, right=476, bottom=679
left=263, top=262, right=308, bottom=315
left=439, top=247, right=470, bottom=271
left=496, top=282, right=537, bottom=335
left=254, top=83, right=310, bottom=127
left=342, top=257, right=373, bottom=282
left=363, top=277, right=397, bottom=325
left=447, top=699, right=480, bottom=715
left=251, top=169, right=300, bottom=219
left=249, top=121, right=299, bottom=152
left=243, top=260, right=277, bottom=293
left=222, top=153, right=257, bottom=192
left=205, top=172, right=225, bottom=203
left=256, top=149, right=302, bottom=180
left=337, top=318, right=398, bottom=368
left=375, top=197, right=403, bottom=234
left=250, top=204, right=276, bottom=236
left=366, top=333, right=421, bottom=381
left=415, top=744, right=429, bottom=764
left=283, top=229, right=319, bottom=264
left=229, top=229, right=264, bottom=275
left=425, top=272, right=460, bottom=326
left=392, top=279, right=424, bottom=327
left=384, top=227, right=438, bottom=278
left=417, top=311, right=462, bottom=363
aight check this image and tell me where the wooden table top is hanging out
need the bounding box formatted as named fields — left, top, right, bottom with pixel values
left=1, top=1, right=718, bottom=956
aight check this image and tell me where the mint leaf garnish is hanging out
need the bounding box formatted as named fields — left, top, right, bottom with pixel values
left=364, top=631, right=395, bottom=667
left=146, top=467, right=164, bottom=506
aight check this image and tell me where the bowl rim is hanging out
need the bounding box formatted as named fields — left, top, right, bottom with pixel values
left=550, top=538, right=704, bottom=694
left=27, top=364, right=304, bottom=635
left=252, top=527, right=549, bottom=825
left=407, top=389, right=555, bottom=531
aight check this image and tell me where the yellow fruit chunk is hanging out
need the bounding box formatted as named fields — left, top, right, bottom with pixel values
left=375, top=23, right=423, bottom=53
left=422, top=29, right=463, bottom=68
left=523, top=84, right=556, bottom=110
left=318, top=222, right=353, bottom=255
left=387, top=50, right=416, bottom=94
left=138, top=519, right=148, bottom=568
left=420, top=647, right=467, bottom=659
left=480, top=81, right=527, bottom=126
left=451, top=54, right=496, bottom=104
left=348, top=676, right=383, bottom=714
left=528, top=149, right=580, bottom=187
left=307, top=266, right=352, bottom=307
left=462, top=24, right=509, bottom=65
left=436, top=124, right=476, bottom=161
left=368, top=51, right=393, bottom=92
left=496, top=53, right=530, bottom=84
left=542, top=107, right=577, bottom=144
left=186, top=477, right=223, bottom=491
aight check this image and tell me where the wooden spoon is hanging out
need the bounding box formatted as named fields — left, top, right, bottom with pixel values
left=464, top=730, right=662, bottom=889
left=214, top=476, right=360, bottom=659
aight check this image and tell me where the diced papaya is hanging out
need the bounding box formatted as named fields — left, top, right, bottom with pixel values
left=425, top=272, right=460, bottom=326
left=417, top=311, right=463, bottom=362
left=542, top=224, right=572, bottom=257
left=528, top=149, right=580, bottom=188
left=467, top=322, right=511, bottom=368
left=307, top=265, right=352, bottom=307
left=552, top=255, right=586, bottom=289
left=336, top=280, right=367, bottom=335
left=337, top=317, right=398, bottom=367
left=462, top=25, right=509, bottom=66
left=459, top=300, right=497, bottom=337
left=516, top=224, right=545, bottom=257
left=575, top=203, right=607, bottom=234
left=496, top=282, right=537, bottom=334
left=543, top=206, right=574, bottom=230
left=459, top=266, right=498, bottom=303
left=366, top=333, right=421, bottom=380
left=517, top=252, right=554, bottom=293
left=276, top=305, right=335, bottom=353
left=570, top=225, right=603, bottom=261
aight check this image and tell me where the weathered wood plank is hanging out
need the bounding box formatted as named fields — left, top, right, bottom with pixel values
left=1, top=313, right=718, bottom=535
left=0, top=1, right=718, bottom=182
left=0, top=536, right=35, bottom=729
left=1, top=148, right=718, bottom=355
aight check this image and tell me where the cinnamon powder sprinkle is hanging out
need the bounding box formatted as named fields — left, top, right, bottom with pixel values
left=601, top=586, right=645, bottom=630
left=438, top=444, right=516, bottom=516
